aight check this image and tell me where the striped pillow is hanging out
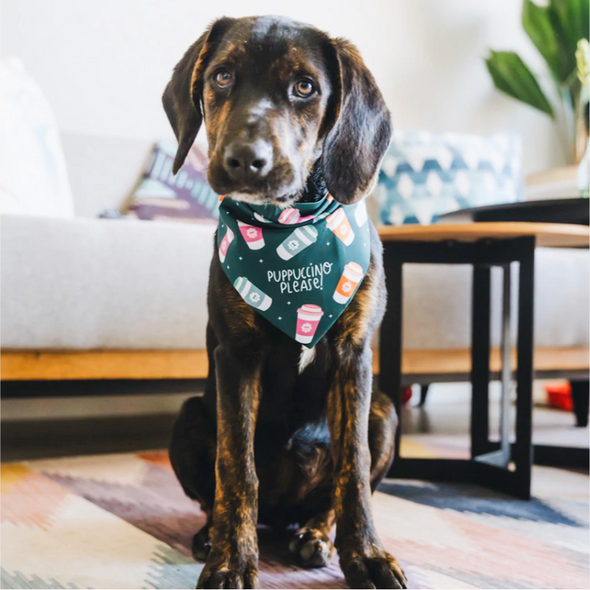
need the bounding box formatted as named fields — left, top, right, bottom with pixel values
left=125, top=140, right=219, bottom=222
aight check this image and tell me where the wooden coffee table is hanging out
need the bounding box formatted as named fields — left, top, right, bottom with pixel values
left=377, top=222, right=590, bottom=500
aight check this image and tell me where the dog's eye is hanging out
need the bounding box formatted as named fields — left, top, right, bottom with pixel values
left=293, top=79, right=315, bottom=98
left=214, top=70, right=233, bottom=88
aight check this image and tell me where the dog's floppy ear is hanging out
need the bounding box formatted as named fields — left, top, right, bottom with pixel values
left=162, top=18, right=234, bottom=174
left=321, top=39, right=392, bottom=203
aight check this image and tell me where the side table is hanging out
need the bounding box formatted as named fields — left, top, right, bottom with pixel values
left=377, top=222, right=590, bottom=500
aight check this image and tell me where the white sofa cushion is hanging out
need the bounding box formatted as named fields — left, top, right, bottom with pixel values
left=1, top=214, right=587, bottom=351
left=0, top=59, right=74, bottom=218
left=401, top=247, right=589, bottom=349
left=1, top=215, right=214, bottom=349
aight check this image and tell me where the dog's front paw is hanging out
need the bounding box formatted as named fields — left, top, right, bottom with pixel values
left=340, top=547, right=407, bottom=589
left=196, top=548, right=258, bottom=589
left=289, top=527, right=335, bottom=568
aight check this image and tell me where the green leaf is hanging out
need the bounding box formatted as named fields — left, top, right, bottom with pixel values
left=548, top=0, right=589, bottom=83
left=522, top=0, right=561, bottom=79
left=485, top=50, right=555, bottom=117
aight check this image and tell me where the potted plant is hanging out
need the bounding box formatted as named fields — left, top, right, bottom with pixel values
left=486, top=0, right=589, bottom=165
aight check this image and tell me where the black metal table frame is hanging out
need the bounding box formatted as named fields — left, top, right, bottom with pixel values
left=379, top=236, right=536, bottom=499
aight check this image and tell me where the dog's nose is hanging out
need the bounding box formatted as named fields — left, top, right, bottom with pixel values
left=224, top=142, right=272, bottom=180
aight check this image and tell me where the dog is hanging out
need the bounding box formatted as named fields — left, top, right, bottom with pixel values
left=163, top=15, right=406, bottom=589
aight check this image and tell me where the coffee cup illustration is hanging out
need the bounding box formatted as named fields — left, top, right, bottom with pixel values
left=278, top=208, right=314, bottom=225
left=234, top=277, right=272, bottom=311
left=219, top=227, right=234, bottom=263
left=355, top=202, right=368, bottom=227
left=278, top=208, right=301, bottom=224
left=326, top=208, right=355, bottom=245
left=276, top=225, right=318, bottom=260
left=295, top=304, right=324, bottom=344
left=333, top=261, right=364, bottom=304
left=238, top=220, right=265, bottom=250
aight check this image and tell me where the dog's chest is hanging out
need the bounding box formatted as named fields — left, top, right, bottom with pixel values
left=257, top=341, right=329, bottom=428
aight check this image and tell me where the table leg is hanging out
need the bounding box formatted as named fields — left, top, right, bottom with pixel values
left=571, top=380, right=589, bottom=428
left=513, top=239, right=534, bottom=499
left=379, top=246, right=403, bottom=460
left=471, top=266, right=491, bottom=458
left=499, top=264, right=513, bottom=466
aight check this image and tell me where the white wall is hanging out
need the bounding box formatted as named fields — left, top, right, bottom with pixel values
left=1, top=0, right=567, bottom=174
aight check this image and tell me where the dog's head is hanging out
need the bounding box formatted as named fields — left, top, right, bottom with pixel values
left=163, top=15, right=392, bottom=205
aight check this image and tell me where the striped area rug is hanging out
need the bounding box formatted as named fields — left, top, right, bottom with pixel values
left=2, top=447, right=588, bottom=589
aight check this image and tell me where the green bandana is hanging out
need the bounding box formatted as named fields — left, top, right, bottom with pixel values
left=217, top=194, right=371, bottom=348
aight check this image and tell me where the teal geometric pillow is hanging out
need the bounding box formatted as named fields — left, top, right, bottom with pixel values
left=375, top=131, right=522, bottom=225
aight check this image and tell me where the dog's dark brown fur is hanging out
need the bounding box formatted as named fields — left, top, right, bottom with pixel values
left=163, top=16, right=406, bottom=589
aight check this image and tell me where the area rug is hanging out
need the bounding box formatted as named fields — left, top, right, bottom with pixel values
left=2, top=447, right=588, bottom=589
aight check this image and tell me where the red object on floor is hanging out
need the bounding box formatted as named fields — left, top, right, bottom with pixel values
left=402, top=386, right=413, bottom=404
left=545, top=382, right=573, bottom=411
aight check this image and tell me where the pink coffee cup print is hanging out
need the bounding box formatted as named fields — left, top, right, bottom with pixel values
left=333, top=261, right=364, bottom=304
left=219, top=227, right=234, bottom=263
left=326, top=208, right=355, bottom=246
left=295, top=304, right=324, bottom=345
left=278, top=208, right=314, bottom=225
left=238, top=220, right=265, bottom=250
left=278, top=208, right=300, bottom=224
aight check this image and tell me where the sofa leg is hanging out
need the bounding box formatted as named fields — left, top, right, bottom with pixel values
left=418, top=384, right=431, bottom=407
left=570, top=380, right=589, bottom=428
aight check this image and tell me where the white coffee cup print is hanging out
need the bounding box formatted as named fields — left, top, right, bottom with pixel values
left=326, top=208, right=355, bottom=245
left=238, top=220, right=265, bottom=250
left=276, top=225, right=318, bottom=260
left=333, top=261, right=364, bottom=304
left=219, top=227, right=234, bottom=263
left=234, top=277, right=272, bottom=311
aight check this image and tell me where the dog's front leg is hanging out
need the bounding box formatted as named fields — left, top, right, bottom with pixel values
left=197, top=346, right=261, bottom=589
left=328, top=345, right=407, bottom=589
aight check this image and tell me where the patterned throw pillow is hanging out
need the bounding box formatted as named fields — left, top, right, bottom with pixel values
left=374, top=131, right=522, bottom=226
left=125, top=140, right=219, bottom=222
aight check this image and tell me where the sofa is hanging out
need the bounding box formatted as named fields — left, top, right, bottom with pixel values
left=1, top=60, right=588, bottom=385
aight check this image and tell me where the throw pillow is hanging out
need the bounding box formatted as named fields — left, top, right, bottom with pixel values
left=0, top=58, right=74, bottom=218
left=124, top=140, right=219, bottom=222
left=374, top=131, right=522, bottom=226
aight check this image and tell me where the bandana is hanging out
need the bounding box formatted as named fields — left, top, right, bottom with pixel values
left=217, top=193, right=370, bottom=348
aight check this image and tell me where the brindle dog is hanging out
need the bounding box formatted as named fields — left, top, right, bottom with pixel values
left=163, top=15, right=406, bottom=590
